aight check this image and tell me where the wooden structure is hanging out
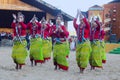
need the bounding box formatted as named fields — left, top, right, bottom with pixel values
left=0, top=0, right=73, bottom=33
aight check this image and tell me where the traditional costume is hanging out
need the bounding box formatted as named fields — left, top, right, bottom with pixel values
left=11, top=12, right=28, bottom=70
left=73, top=10, right=91, bottom=73
left=40, top=18, right=52, bottom=62
left=27, top=15, right=44, bottom=66
left=90, top=20, right=103, bottom=69
left=50, top=15, right=69, bottom=71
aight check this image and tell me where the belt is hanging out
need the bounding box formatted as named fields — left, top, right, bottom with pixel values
left=13, top=36, right=25, bottom=41
left=53, top=38, right=66, bottom=44
left=54, top=38, right=66, bottom=41
left=59, top=38, right=66, bottom=41
left=93, top=39, right=100, bottom=41
left=30, top=34, right=41, bottom=38
left=42, top=37, right=51, bottom=40
left=77, top=39, right=89, bottom=44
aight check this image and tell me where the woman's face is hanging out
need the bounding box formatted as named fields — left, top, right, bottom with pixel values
left=41, top=22, right=46, bottom=28
left=32, top=18, right=36, bottom=23
left=56, top=17, right=62, bottom=25
left=18, top=16, right=24, bottom=22
left=92, top=22, right=97, bottom=28
left=79, top=19, right=85, bottom=28
left=80, top=19, right=84, bottom=24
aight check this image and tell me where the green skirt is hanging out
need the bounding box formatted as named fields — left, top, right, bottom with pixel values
left=76, top=40, right=91, bottom=69
left=12, top=40, right=28, bottom=65
left=30, top=38, right=44, bottom=63
left=65, top=41, right=70, bottom=58
left=42, top=39, right=52, bottom=61
left=53, top=42, right=69, bottom=71
left=100, top=41, right=106, bottom=63
left=90, top=41, right=102, bottom=68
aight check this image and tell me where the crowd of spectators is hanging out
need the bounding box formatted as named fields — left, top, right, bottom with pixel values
left=0, top=31, right=13, bottom=46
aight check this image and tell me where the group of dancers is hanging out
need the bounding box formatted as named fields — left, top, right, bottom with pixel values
left=11, top=10, right=108, bottom=73
left=74, top=10, right=107, bottom=73
left=11, top=12, right=69, bottom=70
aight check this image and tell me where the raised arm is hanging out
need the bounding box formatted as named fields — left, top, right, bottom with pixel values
left=11, top=14, right=17, bottom=28
left=95, top=21, right=100, bottom=31
left=73, top=9, right=79, bottom=30
left=100, top=30, right=105, bottom=40
left=11, top=22, right=16, bottom=29
left=83, top=18, right=90, bottom=30
left=73, top=18, right=78, bottom=30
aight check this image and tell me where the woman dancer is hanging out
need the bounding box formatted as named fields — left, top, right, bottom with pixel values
left=40, top=17, right=52, bottom=62
left=90, top=17, right=103, bottom=70
left=73, top=10, right=91, bottom=73
left=50, top=14, right=69, bottom=71
left=27, top=15, right=43, bottom=66
left=11, top=12, right=28, bottom=70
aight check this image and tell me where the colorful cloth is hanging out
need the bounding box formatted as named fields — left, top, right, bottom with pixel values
left=64, top=41, right=70, bottom=58
left=76, top=40, right=91, bottom=69
left=53, top=42, right=69, bottom=70
left=12, top=40, right=27, bottom=65
left=100, top=41, right=106, bottom=63
left=30, top=38, right=44, bottom=63
left=42, top=39, right=52, bottom=61
left=90, top=41, right=102, bottom=68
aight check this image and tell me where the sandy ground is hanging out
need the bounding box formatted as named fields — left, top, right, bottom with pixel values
left=0, top=46, right=120, bottom=80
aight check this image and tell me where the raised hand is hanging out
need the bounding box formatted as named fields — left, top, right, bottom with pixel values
left=17, top=18, right=22, bottom=22
left=12, top=14, right=17, bottom=20
left=58, top=27, right=63, bottom=32
left=76, top=9, right=79, bottom=19
left=79, top=9, right=84, bottom=19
